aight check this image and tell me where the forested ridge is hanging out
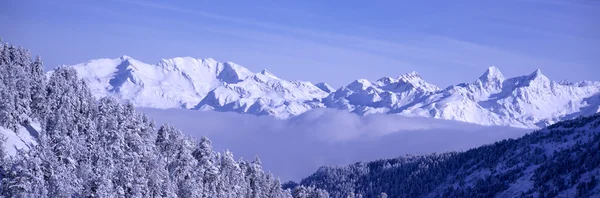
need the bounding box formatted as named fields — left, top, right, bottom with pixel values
left=0, top=41, right=329, bottom=197
left=288, top=115, right=600, bottom=197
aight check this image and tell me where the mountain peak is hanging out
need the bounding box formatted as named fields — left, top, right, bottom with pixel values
left=399, top=71, right=421, bottom=80
left=347, top=79, right=372, bottom=90
left=479, top=66, right=504, bottom=82
left=315, top=82, right=334, bottom=93
left=525, top=68, right=550, bottom=84
left=218, top=62, right=253, bottom=83
left=252, top=69, right=279, bottom=82
left=393, top=71, right=439, bottom=92
left=530, top=69, right=543, bottom=77
left=120, top=55, right=133, bottom=60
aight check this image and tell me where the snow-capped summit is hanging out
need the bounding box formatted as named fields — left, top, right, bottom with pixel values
left=520, top=68, right=551, bottom=87
left=469, top=66, right=506, bottom=96
left=217, top=62, right=254, bottom=83
left=399, top=71, right=421, bottom=80
left=347, top=79, right=373, bottom=91
left=478, top=66, right=505, bottom=83
left=395, top=71, right=440, bottom=93
left=321, top=72, right=439, bottom=115
left=70, top=56, right=316, bottom=109
left=194, top=69, right=327, bottom=118
left=65, top=57, right=600, bottom=128
left=398, top=67, right=600, bottom=128
left=68, top=56, right=327, bottom=117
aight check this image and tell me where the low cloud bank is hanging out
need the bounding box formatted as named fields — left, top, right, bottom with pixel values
left=139, top=108, right=529, bottom=181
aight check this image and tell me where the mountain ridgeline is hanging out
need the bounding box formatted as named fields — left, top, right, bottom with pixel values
left=286, top=114, right=600, bottom=197
left=68, top=56, right=600, bottom=129
left=0, top=42, right=328, bottom=197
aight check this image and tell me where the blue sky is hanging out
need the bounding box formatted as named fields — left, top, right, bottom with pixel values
left=1, top=0, right=598, bottom=87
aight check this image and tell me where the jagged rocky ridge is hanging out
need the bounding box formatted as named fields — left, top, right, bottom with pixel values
left=67, top=57, right=600, bottom=129
left=0, top=42, right=329, bottom=197
left=286, top=113, right=600, bottom=197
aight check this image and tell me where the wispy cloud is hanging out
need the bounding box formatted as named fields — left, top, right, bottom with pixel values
left=254, top=5, right=324, bottom=19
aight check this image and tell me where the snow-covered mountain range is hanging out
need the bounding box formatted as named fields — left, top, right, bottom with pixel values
left=65, top=56, right=600, bottom=128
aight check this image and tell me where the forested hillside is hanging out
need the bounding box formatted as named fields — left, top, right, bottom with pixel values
left=290, top=114, right=600, bottom=197
left=0, top=41, right=328, bottom=197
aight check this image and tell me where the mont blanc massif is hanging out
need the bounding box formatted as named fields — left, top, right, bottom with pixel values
left=1, top=42, right=599, bottom=197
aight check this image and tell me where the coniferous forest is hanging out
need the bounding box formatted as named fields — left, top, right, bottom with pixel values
left=1, top=40, right=599, bottom=198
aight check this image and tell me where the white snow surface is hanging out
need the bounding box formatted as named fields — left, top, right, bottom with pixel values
left=0, top=122, right=40, bottom=156
left=69, top=56, right=328, bottom=118
left=66, top=56, right=600, bottom=128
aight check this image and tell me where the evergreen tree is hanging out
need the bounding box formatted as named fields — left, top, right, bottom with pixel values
left=29, top=56, right=46, bottom=120
left=193, top=136, right=219, bottom=196
left=0, top=79, right=17, bottom=131
left=5, top=149, right=48, bottom=197
left=217, top=149, right=246, bottom=197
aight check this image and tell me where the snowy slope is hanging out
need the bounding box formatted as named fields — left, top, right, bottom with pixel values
left=68, top=56, right=328, bottom=117
left=66, top=57, right=600, bottom=128
left=315, top=82, right=335, bottom=93
left=326, top=67, right=600, bottom=128
left=194, top=70, right=327, bottom=118
left=397, top=67, right=600, bottom=128
left=322, top=71, right=440, bottom=115
left=70, top=56, right=255, bottom=108
left=0, top=122, right=40, bottom=156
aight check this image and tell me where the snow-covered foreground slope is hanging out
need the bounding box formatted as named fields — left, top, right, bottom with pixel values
left=140, top=107, right=529, bottom=182
left=293, top=113, right=600, bottom=197
left=66, top=56, right=600, bottom=128
left=0, top=122, right=40, bottom=156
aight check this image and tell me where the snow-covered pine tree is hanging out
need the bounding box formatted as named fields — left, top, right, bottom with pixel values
left=4, top=148, right=48, bottom=197
left=157, top=124, right=205, bottom=197
left=0, top=45, right=19, bottom=131
left=217, top=149, right=247, bottom=197
left=175, top=138, right=202, bottom=197
left=29, top=56, right=46, bottom=120
left=0, top=79, right=16, bottom=131
left=12, top=48, right=33, bottom=126
left=0, top=133, right=8, bottom=193
left=193, top=136, right=220, bottom=196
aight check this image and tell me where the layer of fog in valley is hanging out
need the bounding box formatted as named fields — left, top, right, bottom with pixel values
left=140, top=108, right=530, bottom=181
